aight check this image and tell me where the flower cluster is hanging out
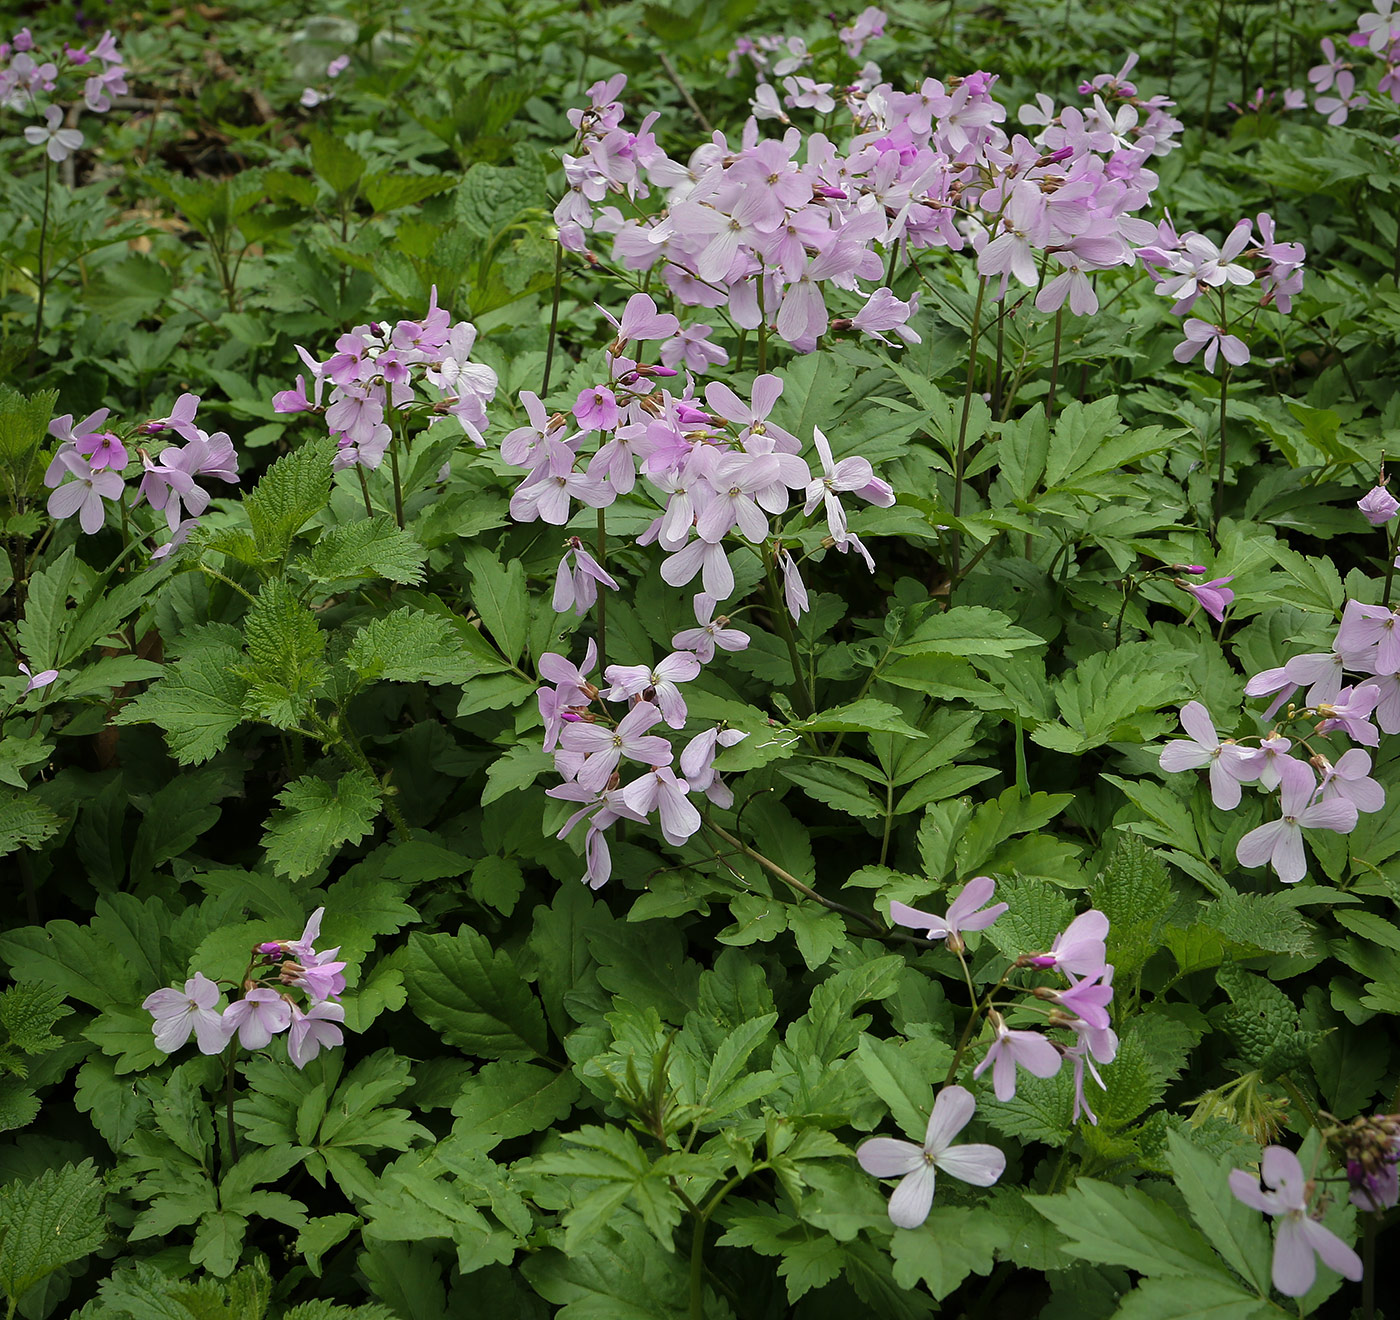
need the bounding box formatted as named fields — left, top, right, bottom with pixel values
left=300, top=53, right=349, bottom=108
left=1300, top=2, right=1400, bottom=126
left=44, top=394, right=239, bottom=552
left=141, top=909, right=349, bottom=1069
left=273, top=287, right=497, bottom=469
left=1337, top=1112, right=1400, bottom=1213
left=553, top=52, right=1182, bottom=360
left=1136, top=212, right=1306, bottom=374
left=893, top=879, right=1118, bottom=1125
left=1230, top=1145, right=1364, bottom=1296
left=2, top=26, right=126, bottom=162
left=505, top=295, right=899, bottom=886
left=1160, top=583, right=1399, bottom=882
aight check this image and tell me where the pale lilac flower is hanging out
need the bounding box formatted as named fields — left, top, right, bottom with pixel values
left=285, top=907, right=325, bottom=962
left=222, top=988, right=293, bottom=1049
left=18, top=663, right=58, bottom=693
left=574, top=385, right=620, bottom=431
left=660, top=324, right=728, bottom=374
left=1358, top=485, right=1400, bottom=525
left=856, top=1085, right=1006, bottom=1229
left=802, top=427, right=892, bottom=541
left=672, top=594, right=749, bottom=663
left=973, top=1011, right=1063, bottom=1101
left=679, top=726, right=746, bottom=805
left=850, top=287, right=922, bottom=346
left=142, top=973, right=231, bottom=1055
left=1316, top=71, right=1368, bottom=123
left=1229, top=1146, right=1363, bottom=1296
left=143, top=393, right=202, bottom=442
left=1256, top=733, right=1293, bottom=790
left=1176, top=574, right=1235, bottom=621
left=1315, top=684, right=1382, bottom=746
left=1358, top=1, right=1400, bottom=54
left=327, top=55, right=350, bottom=78
left=1065, top=1033, right=1111, bottom=1125
left=1348, top=1134, right=1399, bottom=1212
left=75, top=431, right=127, bottom=471
left=889, top=876, right=1007, bottom=949
left=1317, top=749, right=1385, bottom=813
left=1158, top=700, right=1260, bottom=808
left=1335, top=600, right=1400, bottom=672
left=604, top=651, right=701, bottom=728
left=1041, top=966, right=1115, bottom=1030
left=1173, top=320, right=1250, bottom=374
left=601, top=292, right=679, bottom=346
left=777, top=546, right=808, bottom=620
left=553, top=537, right=618, bottom=615
left=558, top=700, right=672, bottom=793
left=24, top=105, right=83, bottom=162
left=620, top=765, right=701, bottom=844
left=290, top=948, right=347, bottom=1002
left=287, top=1000, right=346, bottom=1068
left=1237, top=756, right=1358, bottom=884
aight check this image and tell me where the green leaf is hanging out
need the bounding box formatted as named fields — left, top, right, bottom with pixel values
left=238, top=578, right=328, bottom=727
left=481, top=744, right=553, bottom=806
left=956, top=787, right=1074, bottom=877
left=461, top=546, right=529, bottom=664
left=305, top=516, right=428, bottom=586
left=889, top=1207, right=1007, bottom=1300
left=0, top=1160, right=106, bottom=1301
left=243, top=437, right=335, bottom=562
left=895, top=605, right=1045, bottom=658
left=1166, top=1129, right=1272, bottom=1295
left=402, top=928, right=549, bottom=1060
left=798, top=699, right=926, bottom=738
left=1031, top=643, right=1191, bottom=754
left=344, top=607, right=489, bottom=687
left=854, top=1034, right=936, bottom=1139
left=450, top=1061, right=581, bottom=1152
left=0, top=789, right=61, bottom=859
left=1111, top=1276, right=1274, bottom=1320
left=0, top=384, right=57, bottom=467
left=261, top=770, right=381, bottom=879
left=780, top=761, right=882, bottom=817
left=363, top=171, right=455, bottom=214
left=1027, top=1179, right=1231, bottom=1280
left=112, top=632, right=250, bottom=761
left=1093, top=834, right=1173, bottom=976
left=307, top=126, right=367, bottom=195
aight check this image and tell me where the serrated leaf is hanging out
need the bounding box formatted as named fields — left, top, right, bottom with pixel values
left=889, top=1207, right=1007, bottom=1300
left=0, top=1160, right=106, bottom=1301
left=262, top=770, right=381, bottom=879
left=450, top=1061, right=582, bottom=1152
left=402, top=928, right=549, bottom=1060
left=306, top=516, right=428, bottom=586
left=780, top=761, right=882, bottom=817
left=239, top=578, right=328, bottom=726
left=344, top=607, right=484, bottom=686
left=461, top=546, right=529, bottom=664
left=244, top=436, right=335, bottom=561
left=1166, top=1129, right=1272, bottom=1294
left=1031, top=643, right=1192, bottom=754
left=0, top=790, right=61, bottom=859
left=895, top=605, right=1045, bottom=658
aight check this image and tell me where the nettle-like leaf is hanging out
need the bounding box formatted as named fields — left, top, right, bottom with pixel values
left=1092, top=833, right=1173, bottom=977
left=0, top=1160, right=107, bottom=1303
left=261, top=770, right=382, bottom=879
left=242, top=436, right=336, bottom=563
left=304, top=516, right=428, bottom=587
left=238, top=578, right=328, bottom=727
left=343, top=607, right=489, bottom=686
left=0, top=982, right=71, bottom=1075
left=112, top=635, right=250, bottom=764
left=0, top=788, right=62, bottom=860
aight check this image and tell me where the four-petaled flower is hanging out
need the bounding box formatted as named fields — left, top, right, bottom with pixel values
left=889, top=875, right=1008, bottom=951
left=142, top=973, right=231, bottom=1055
left=857, top=1085, right=1006, bottom=1228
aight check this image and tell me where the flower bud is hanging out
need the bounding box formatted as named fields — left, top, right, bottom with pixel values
left=1358, top=485, right=1400, bottom=526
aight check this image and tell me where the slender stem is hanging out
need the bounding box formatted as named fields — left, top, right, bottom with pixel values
left=1046, top=307, right=1064, bottom=420
left=389, top=432, right=405, bottom=530
left=1382, top=519, right=1399, bottom=608
left=764, top=547, right=814, bottom=718
left=657, top=49, right=713, bottom=135
left=198, top=564, right=257, bottom=602
left=951, top=276, right=991, bottom=578
left=688, top=1217, right=706, bottom=1320
left=31, top=154, right=53, bottom=369
left=703, top=819, right=886, bottom=935
left=594, top=508, right=608, bottom=675
left=542, top=243, right=564, bottom=396
left=879, top=780, right=894, bottom=868
left=224, top=1043, right=240, bottom=1166
left=1213, top=366, right=1230, bottom=543
left=756, top=271, right=768, bottom=376
left=356, top=466, right=375, bottom=519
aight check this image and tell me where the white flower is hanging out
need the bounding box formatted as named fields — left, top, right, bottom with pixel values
left=24, top=106, right=83, bottom=163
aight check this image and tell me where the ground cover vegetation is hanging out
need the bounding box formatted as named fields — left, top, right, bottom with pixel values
left=1, top=0, right=1399, bottom=1315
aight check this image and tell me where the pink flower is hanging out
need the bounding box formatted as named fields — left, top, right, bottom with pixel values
left=222, top=987, right=293, bottom=1049
left=1229, top=1146, right=1363, bottom=1296
left=558, top=699, right=673, bottom=793
left=75, top=431, right=127, bottom=471
left=1317, top=749, right=1386, bottom=814
left=1176, top=574, right=1235, bottom=621
left=46, top=452, right=124, bottom=535
left=620, top=765, right=701, bottom=844
left=1027, top=910, right=1110, bottom=978
left=604, top=651, right=701, bottom=729
left=143, top=973, right=232, bottom=1055
left=143, top=393, right=202, bottom=442
left=553, top=538, right=618, bottom=615
left=287, top=1000, right=346, bottom=1068
left=18, top=663, right=58, bottom=693
left=972, top=1010, right=1063, bottom=1100
left=1236, top=756, right=1358, bottom=884
left=1315, top=683, right=1382, bottom=746
left=672, top=594, right=749, bottom=663
left=857, top=1085, right=1006, bottom=1228
left=601, top=292, right=679, bottom=346
left=889, top=876, right=1007, bottom=949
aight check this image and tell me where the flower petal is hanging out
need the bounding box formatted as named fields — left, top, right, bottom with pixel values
left=886, top=1164, right=937, bottom=1229
left=934, top=1142, right=1006, bottom=1187
left=857, top=1138, right=925, bottom=1179
left=923, top=1085, right=976, bottom=1154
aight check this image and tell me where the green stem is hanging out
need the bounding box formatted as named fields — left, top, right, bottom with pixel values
left=1202, top=0, right=1228, bottom=141
left=390, top=431, right=405, bottom=530
left=223, top=1043, right=240, bottom=1166
left=951, top=276, right=991, bottom=578
left=764, top=547, right=814, bottom=719
left=198, top=564, right=257, bottom=603
left=356, top=466, right=375, bottom=519
left=688, top=1216, right=706, bottom=1320
left=1279, top=1075, right=1320, bottom=1133
left=319, top=714, right=412, bottom=840
left=1213, top=366, right=1230, bottom=544
left=30, top=154, right=53, bottom=369
left=542, top=242, right=564, bottom=396
left=879, top=779, right=894, bottom=868
left=1046, top=307, right=1064, bottom=421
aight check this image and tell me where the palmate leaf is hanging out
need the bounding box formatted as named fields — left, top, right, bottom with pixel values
left=261, top=770, right=382, bottom=879
left=0, top=1160, right=106, bottom=1302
